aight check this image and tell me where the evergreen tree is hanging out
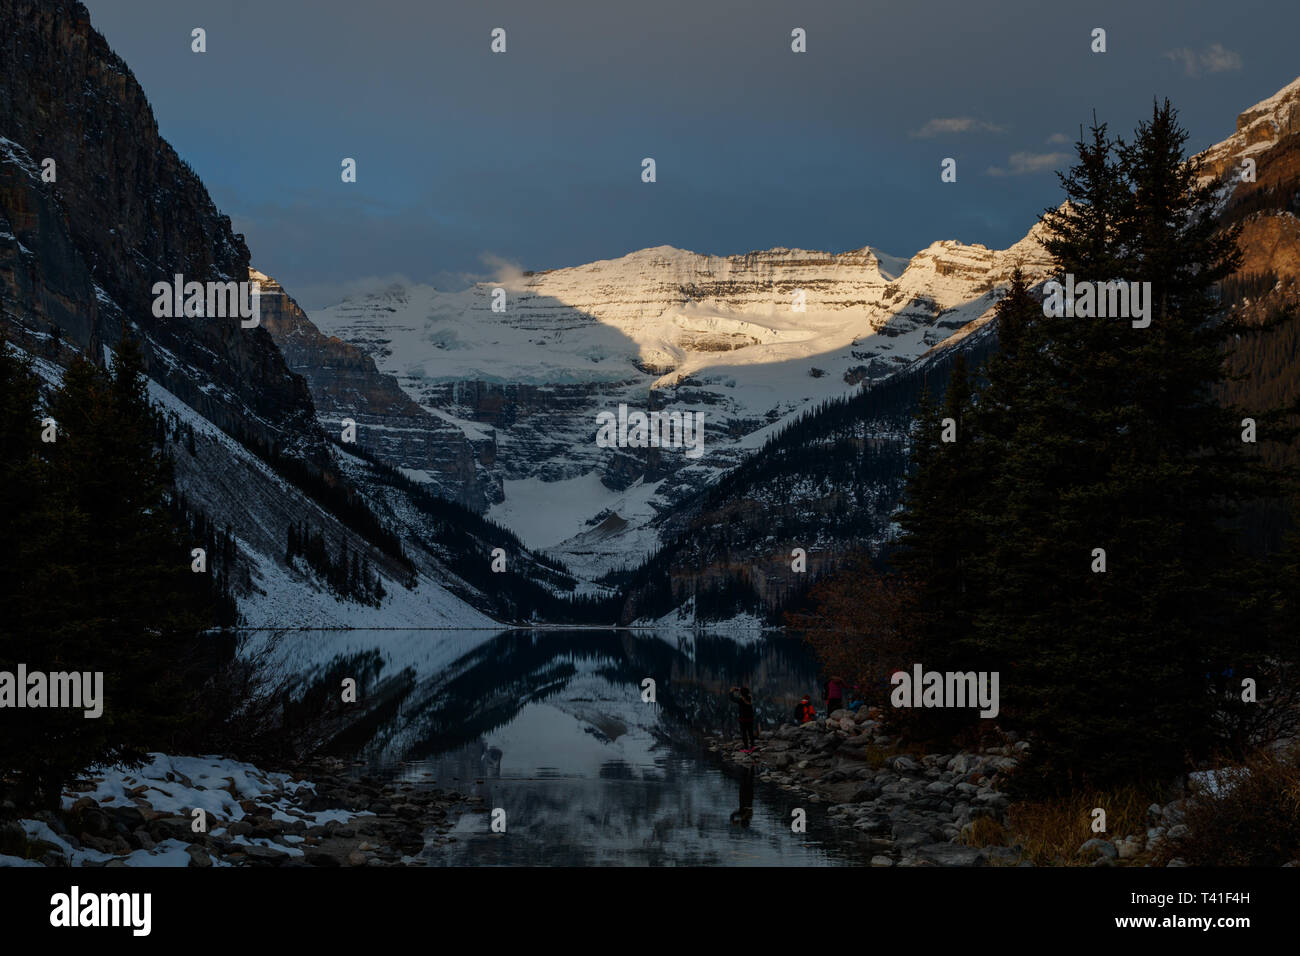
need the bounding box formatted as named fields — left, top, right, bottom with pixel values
left=891, top=356, right=984, bottom=738
left=877, top=103, right=1290, bottom=790
left=970, top=104, right=1277, bottom=790
left=0, top=348, right=47, bottom=752
left=4, top=339, right=211, bottom=806
left=0, top=344, right=43, bottom=583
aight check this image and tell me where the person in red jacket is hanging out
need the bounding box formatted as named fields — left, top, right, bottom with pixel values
left=794, top=695, right=816, bottom=724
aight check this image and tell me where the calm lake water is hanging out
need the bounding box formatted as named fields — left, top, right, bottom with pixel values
left=249, top=628, right=880, bottom=866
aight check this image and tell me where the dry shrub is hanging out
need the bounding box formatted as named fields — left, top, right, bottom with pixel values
left=960, top=815, right=1008, bottom=848
left=859, top=743, right=891, bottom=769
left=1162, top=747, right=1300, bottom=866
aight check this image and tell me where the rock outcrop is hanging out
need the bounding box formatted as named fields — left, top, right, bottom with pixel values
left=255, top=269, right=492, bottom=509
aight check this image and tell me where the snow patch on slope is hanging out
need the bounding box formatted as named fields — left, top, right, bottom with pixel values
left=146, top=377, right=496, bottom=628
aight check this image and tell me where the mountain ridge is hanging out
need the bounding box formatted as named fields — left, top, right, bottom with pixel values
left=6, top=3, right=1293, bottom=625
left=300, top=214, right=1056, bottom=575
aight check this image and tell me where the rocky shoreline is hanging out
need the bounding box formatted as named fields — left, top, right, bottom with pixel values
left=6, top=721, right=1283, bottom=867
left=710, top=707, right=1199, bottom=867
left=1, top=755, right=486, bottom=867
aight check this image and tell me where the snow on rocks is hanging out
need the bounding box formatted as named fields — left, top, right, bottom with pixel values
left=0, top=754, right=482, bottom=868
left=58, top=753, right=318, bottom=822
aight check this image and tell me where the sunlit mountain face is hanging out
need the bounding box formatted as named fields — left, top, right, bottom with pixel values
left=298, top=231, right=1053, bottom=574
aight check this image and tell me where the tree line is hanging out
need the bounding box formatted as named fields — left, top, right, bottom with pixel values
left=286, top=521, right=386, bottom=607
left=0, top=338, right=224, bottom=808
left=794, top=101, right=1300, bottom=794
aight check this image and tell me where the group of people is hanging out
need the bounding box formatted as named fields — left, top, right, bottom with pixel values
left=728, top=676, right=855, bottom=754
left=795, top=675, right=851, bottom=722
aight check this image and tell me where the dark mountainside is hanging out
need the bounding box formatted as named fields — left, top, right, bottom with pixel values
left=0, top=0, right=322, bottom=461
left=0, top=0, right=599, bottom=626
left=1210, top=88, right=1300, bottom=551
left=607, top=332, right=997, bottom=624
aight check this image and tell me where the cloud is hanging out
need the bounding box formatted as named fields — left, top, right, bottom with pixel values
left=1164, top=43, right=1242, bottom=77
left=1045, top=132, right=1069, bottom=145
left=289, top=270, right=498, bottom=312
left=479, top=252, right=527, bottom=290
left=278, top=273, right=418, bottom=311
left=985, top=151, right=1070, bottom=177
left=909, top=117, right=1005, bottom=138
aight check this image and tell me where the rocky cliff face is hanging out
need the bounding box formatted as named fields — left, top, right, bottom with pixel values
left=1199, top=76, right=1300, bottom=316
left=0, top=134, right=102, bottom=357
left=1199, top=76, right=1300, bottom=183
left=0, top=0, right=323, bottom=461
left=0, top=0, right=505, bottom=626
left=254, top=269, right=492, bottom=509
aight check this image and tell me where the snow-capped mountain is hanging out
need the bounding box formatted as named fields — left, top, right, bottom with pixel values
left=308, top=232, right=1053, bottom=577
left=288, top=74, right=1300, bottom=601
left=8, top=0, right=1292, bottom=627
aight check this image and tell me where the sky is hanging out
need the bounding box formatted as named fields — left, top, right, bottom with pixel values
left=81, top=0, right=1300, bottom=310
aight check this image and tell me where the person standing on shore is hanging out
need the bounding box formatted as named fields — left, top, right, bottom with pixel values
left=729, top=685, right=756, bottom=752
left=824, top=675, right=846, bottom=715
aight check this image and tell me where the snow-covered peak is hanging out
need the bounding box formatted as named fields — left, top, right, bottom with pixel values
left=313, top=229, right=1046, bottom=391
left=305, top=227, right=1052, bottom=572
left=1197, top=74, right=1300, bottom=184
left=1234, top=74, right=1300, bottom=134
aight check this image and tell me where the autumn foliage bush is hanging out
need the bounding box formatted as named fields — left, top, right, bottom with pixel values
left=785, top=553, right=921, bottom=711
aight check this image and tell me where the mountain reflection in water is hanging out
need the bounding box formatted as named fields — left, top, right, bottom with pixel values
left=251, top=628, right=881, bottom=866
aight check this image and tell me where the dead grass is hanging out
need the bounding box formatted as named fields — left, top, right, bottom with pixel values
left=1005, top=784, right=1163, bottom=866
left=959, top=815, right=1008, bottom=848
left=861, top=743, right=889, bottom=769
